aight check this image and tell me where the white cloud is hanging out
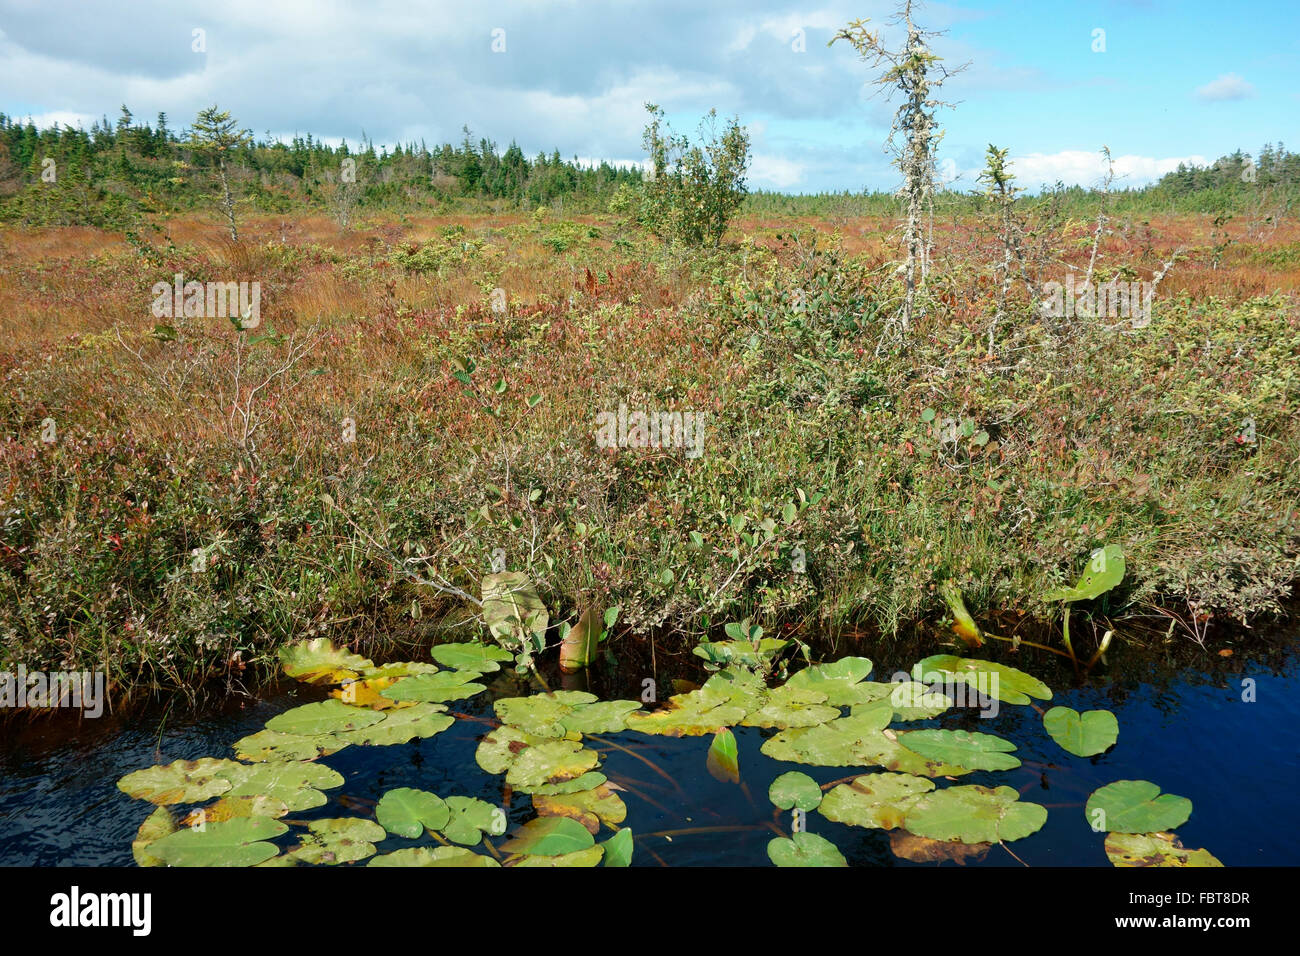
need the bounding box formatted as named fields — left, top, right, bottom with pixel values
left=996, top=150, right=1209, bottom=190
left=1195, top=73, right=1256, bottom=102
left=750, top=152, right=806, bottom=188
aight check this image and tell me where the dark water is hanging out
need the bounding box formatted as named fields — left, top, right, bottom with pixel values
left=2, top=630, right=1298, bottom=866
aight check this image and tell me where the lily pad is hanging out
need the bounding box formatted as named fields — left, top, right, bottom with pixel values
left=376, top=788, right=450, bottom=838
left=334, top=702, right=453, bottom=746
left=368, top=846, right=499, bottom=867
left=218, top=760, right=344, bottom=812
left=279, top=637, right=373, bottom=684
left=819, top=773, right=935, bottom=830
left=1085, top=780, right=1192, bottom=833
left=290, top=818, right=386, bottom=865
left=380, top=670, right=487, bottom=704
left=233, top=729, right=345, bottom=763
left=766, top=832, right=847, bottom=867
left=501, top=816, right=595, bottom=857
left=147, top=817, right=288, bottom=867
left=741, top=684, right=840, bottom=729
left=783, top=657, right=886, bottom=707
left=1043, top=544, right=1125, bottom=602
left=890, top=830, right=991, bottom=865
left=896, top=729, right=1021, bottom=772
left=1104, top=831, right=1223, bottom=867
left=118, top=758, right=241, bottom=805
left=533, top=784, right=627, bottom=834
left=912, top=655, right=1052, bottom=706
left=511, top=845, right=605, bottom=867
left=888, top=681, right=953, bottom=720
left=1043, top=706, right=1119, bottom=757
left=430, top=641, right=514, bottom=673
left=182, top=795, right=288, bottom=825
left=769, top=771, right=824, bottom=812
left=528, top=772, right=609, bottom=796
left=264, top=699, right=386, bottom=736
left=441, top=796, right=508, bottom=845
left=132, top=807, right=177, bottom=866
left=506, top=740, right=602, bottom=791
left=903, top=785, right=1048, bottom=844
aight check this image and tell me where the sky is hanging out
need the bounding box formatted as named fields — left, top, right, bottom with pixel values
left=1, top=0, right=1297, bottom=194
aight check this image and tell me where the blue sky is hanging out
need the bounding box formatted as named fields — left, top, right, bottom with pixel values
left=1, top=0, right=1296, bottom=193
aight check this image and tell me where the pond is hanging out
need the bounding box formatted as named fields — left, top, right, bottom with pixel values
left=1, top=629, right=1297, bottom=867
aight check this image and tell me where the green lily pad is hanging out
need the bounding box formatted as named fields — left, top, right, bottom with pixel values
left=289, top=818, right=386, bottom=865
left=218, top=760, right=344, bottom=812
left=903, top=785, right=1048, bottom=844
left=475, top=724, right=550, bottom=775
left=533, top=784, right=627, bottom=834
left=528, top=772, right=608, bottom=796
left=117, top=758, right=241, bottom=805
left=334, top=702, right=453, bottom=746
left=501, top=816, right=595, bottom=857
left=888, top=681, right=953, bottom=720
left=912, top=655, right=1052, bottom=706
left=767, top=831, right=847, bottom=867
left=360, top=661, right=440, bottom=680
left=264, top=699, right=386, bottom=736
left=494, top=691, right=638, bottom=738
left=1104, top=831, right=1223, bottom=868
left=741, top=684, right=840, bottom=729
left=232, top=729, right=345, bottom=763
left=147, top=817, right=288, bottom=867
left=380, top=670, right=487, bottom=704
left=1043, top=706, right=1119, bottom=757
left=279, top=637, right=373, bottom=684
left=783, top=657, right=888, bottom=707
left=440, top=796, right=507, bottom=845
left=430, top=641, right=514, bottom=672
left=511, top=845, right=605, bottom=867
left=506, top=740, right=602, bottom=791
left=1086, top=780, right=1192, bottom=833
left=896, top=729, right=1021, bottom=771
left=769, top=771, right=824, bottom=811
left=818, top=773, right=935, bottom=830
left=601, top=828, right=634, bottom=867
left=376, top=788, right=451, bottom=838
left=1043, top=544, right=1126, bottom=602
left=368, top=846, right=499, bottom=867
left=132, top=807, right=177, bottom=866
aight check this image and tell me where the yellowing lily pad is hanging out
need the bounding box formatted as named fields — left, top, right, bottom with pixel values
left=903, top=785, right=1047, bottom=844
left=289, top=817, right=386, bottom=865
left=279, top=637, right=373, bottom=685
left=1104, top=831, right=1223, bottom=867
left=533, top=784, right=627, bottom=834
left=117, top=758, right=241, bottom=805
left=368, top=846, right=499, bottom=867
left=819, top=773, right=935, bottom=830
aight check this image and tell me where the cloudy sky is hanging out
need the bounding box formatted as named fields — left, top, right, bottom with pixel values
left=1, top=0, right=1296, bottom=193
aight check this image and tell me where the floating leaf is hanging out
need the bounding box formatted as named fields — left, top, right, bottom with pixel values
left=601, top=828, right=634, bottom=867
left=330, top=676, right=406, bottom=710
left=706, top=728, right=740, bottom=784
left=1085, top=780, right=1192, bottom=834
left=533, top=784, right=627, bottom=834
left=903, top=785, right=1047, bottom=844
left=334, top=702, right=453, bottom=746
left=147, top=817, right=288, bottom=867
left=494, top=691, right=638, bottom=738
left=912, top=655, right=1052, bottom=706
left=264, top=699, right=386, bottom=736
left=501, top=816, right=595, bottom=857
left=218, top=760, right=344, bottom=812
left=890, top=830, right=990, bottom=865
left=376, top=788, right=451, bottom=838
left=506, top=740, right=602, bottom=791
left=368, top=846, right=499, bottom=867
left=380, top=670, right=486, bottom=704
left=1104, top=831, right=1223, bottom=868
left=819, top=773, right=935, bottom=830
left=767, top=832, right=847, bottom=867
left=888, top=681, right=953, bottom=720
left=290, top=818, right=386, bottom=865
left=183, top=795, right=288, bottom=824
left=769, top=772, right=824, bottom=812
left=233, top=729, right=344, bottom=763
left=511, top=845, right=605, bottom=867
left=741, top=684, right=839, bottom=729
left=896, top=729, right=1021, bottom=772
left=117, top=758, right=241, bottom=805
left=279, top=638, right=372, bottom=685
left=429, top=642, right=513, bottom=673
left=441, top=796, right=507, bottom=845
left=132, top=807, right=177, bottom=866
left=1043, top=706, right=1119, bottom=757
left=1043, top=544, right=1126, bottom=602
left=360, top=661, right=440, bottom=680
left=783, top=657, right=882, bottom=707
